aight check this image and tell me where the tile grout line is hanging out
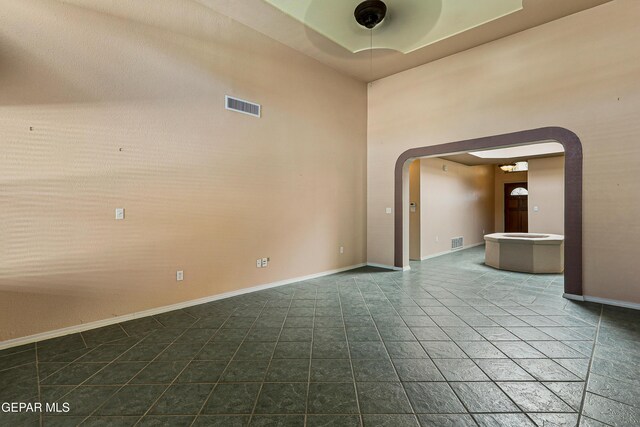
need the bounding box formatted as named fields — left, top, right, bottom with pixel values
left=10, top=248, right=632, bottom=424
left=370, top=273, right=476, bottom=420
left=380, top=266, right=575, bottom=423
left=44, top=309, right=217, bottom=423
left=189, top=298, right=271, bottom=425
left=120, top=311, right=218, bottom=426
left=37, top=334, right=142, bottom=419
left=248, top=290, right=295, bottom=425
left=80, top=316, right=204, bottom=424
left=340, top=277, right=364, bottom=427
left=356, top=273, right=423, bottom=421
left=35, top=341, right=42, bottom=427
left=302, top=286, right=317, bottom=427
left=576, top=303, right=604, bottom=425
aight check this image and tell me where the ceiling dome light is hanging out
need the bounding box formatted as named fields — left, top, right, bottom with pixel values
left=354, top=0, right=387, bottom=29
left=500, top=164, right=516, bottom=173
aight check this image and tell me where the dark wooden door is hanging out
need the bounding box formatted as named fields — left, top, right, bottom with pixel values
left=504, top=182, right=528, bottom=233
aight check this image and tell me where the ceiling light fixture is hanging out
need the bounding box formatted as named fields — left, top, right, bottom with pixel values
left=499, top=161, right=529, bottom=173
left=354, top=0, right=387, bottom=29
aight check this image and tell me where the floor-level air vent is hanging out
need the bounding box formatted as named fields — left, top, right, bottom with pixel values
left=225, top=95, right=261, bottom=118
left=451, top=236, right=464, bottom=250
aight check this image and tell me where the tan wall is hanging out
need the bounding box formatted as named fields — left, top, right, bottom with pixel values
left=0, top=0, right=367, bottom=341
left=367, top=0, right=640, bottom=303
left=528, top=157, right=565, bottom=235
left=494, top=169, right=529, bottom=232
left=420, top=159, right=495, bottom=257
left=409, top=160, right=421, bottom=260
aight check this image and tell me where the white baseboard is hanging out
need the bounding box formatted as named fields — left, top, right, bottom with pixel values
left=563, top=293, right=585, bottom=302
left=565, top=293, right=640, bottom=311
left=0, top=262, right=366, bottom=351
left=366, top=262, right=407, bottom=271
left=420, top=242, right=485, bottom=261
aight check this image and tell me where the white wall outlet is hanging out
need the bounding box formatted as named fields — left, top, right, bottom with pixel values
left=340, top=246, right=344, bottom=254
left=256, top=259, right=262, bottom=268
left=261, top=257, right=268, bottom=267
left=534, top=206, right=540, bottom=212
left=176, top=270, right=184, bottom=281
left=115, top=208, right=125, bottom=220
left=385, top=207, right=392, bottom=214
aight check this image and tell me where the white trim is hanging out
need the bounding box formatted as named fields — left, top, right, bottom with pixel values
left=420, top=242, right=485, bottom=261
left=563, top=293, right=585, bottom=302
left=0, top=263, right=365, bottom=351
left=366, top=262, right=405, bottom=271
left=566, top=294, right=640, bottom=311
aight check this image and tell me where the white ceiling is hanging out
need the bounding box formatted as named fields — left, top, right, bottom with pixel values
left=440, top=142, right=565, bottom=166
left=197, top=0, right=613, bottom=81
left=469, top=142, right=564, bottom=159
left=263, top=0, right=523, bottom=54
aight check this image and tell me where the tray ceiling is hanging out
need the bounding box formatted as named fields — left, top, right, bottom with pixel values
left=263, top=0, right=523, bottom=54
left=197, top=0, right=613, bottom=81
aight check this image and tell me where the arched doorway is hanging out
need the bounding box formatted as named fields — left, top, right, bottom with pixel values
left=394, top=127, right=583, bottom=297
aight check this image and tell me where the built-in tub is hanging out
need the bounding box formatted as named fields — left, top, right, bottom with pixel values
left=484, top=233, right=564, bottom=274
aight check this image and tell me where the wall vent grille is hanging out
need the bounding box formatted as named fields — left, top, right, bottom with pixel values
left=451, top=237, right=464, bottom=250
left=225, top=96, right=261, bottom=118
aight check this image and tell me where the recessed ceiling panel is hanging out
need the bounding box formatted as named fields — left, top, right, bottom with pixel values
left=469, top=142, right=564, bottom=159
left=263, top=0, right=523, bottom=53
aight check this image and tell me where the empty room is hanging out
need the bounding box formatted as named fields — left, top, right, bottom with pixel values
left=1, top=0, right=639, bottom=426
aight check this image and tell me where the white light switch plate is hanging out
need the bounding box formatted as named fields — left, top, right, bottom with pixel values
left=385, top=208, right=392, bottom=214
left=176, top=270, right=184, bottom=281
left=115, top=208, right=125, bottom=220
left=256, top=259, right=262, bottom=268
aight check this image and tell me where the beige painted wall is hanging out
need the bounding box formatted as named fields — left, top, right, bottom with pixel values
left=409, top=160, right=421, bottom=260
left=0, top=0, right=367, bottom=341
left=528, top=157, right=565, bottom=235
left=494, top=169, right=529, bottom=232
left=367, top=0, right=640, bottom=303
left=420, top=159, right=495, bottom=258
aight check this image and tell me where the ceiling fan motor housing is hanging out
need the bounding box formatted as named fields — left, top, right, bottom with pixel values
left=355, top=0, right=387, bottom=29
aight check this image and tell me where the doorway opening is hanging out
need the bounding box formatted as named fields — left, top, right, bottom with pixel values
left=396, top=127, right=583, bottom=297
left=504, top=182, right=528, bottom=233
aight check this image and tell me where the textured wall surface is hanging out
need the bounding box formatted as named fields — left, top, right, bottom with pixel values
left=528, top=157, right=565, bottom=235
left=420, top=159, right=494, bottom=258
left=368, top=0, right=640, bottom=303
left=0, top=0, right=367, bottom=340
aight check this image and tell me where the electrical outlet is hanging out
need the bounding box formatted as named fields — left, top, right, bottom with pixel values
left=261, top=257, right=268, bottom=267
left=256, top=259, right=262, bottom=268
left=385, top=207, right=392, bottom=214
left=340, top=246, right=344, bottom=254
left=115, top=208, right=125, bottom=220
left=176, top=270, right=184, bottom=281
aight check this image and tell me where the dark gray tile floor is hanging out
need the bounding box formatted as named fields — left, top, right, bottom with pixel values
left=1, top=246, right=639, bottom=426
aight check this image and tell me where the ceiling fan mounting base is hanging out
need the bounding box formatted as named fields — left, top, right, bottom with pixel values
left=354, top=0, right=387, bottom=30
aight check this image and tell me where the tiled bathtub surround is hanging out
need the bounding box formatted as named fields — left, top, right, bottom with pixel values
left=1, top=246, right=638, bottom=426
